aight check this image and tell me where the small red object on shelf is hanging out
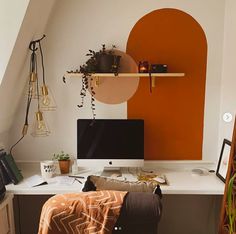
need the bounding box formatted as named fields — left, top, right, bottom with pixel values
left=138, top=61, right=149, bottom=73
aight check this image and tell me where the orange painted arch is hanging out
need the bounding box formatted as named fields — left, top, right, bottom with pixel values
left=127, top=8, right=207, bottom=160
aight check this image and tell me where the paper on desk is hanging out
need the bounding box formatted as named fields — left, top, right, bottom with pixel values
left=52, top=176, right=76, bottom=185
left=24, top=175, right=47, bottom=187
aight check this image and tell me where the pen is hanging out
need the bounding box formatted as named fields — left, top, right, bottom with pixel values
left=74, top=178, right=82, bottom=184
left=68, top=175, right=85, bottom=179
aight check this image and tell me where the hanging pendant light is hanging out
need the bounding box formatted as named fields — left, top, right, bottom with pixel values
left=27, top=42, right=39, bottom=99
left=40, top=84, right=57, bottom=111
left=28, top=72, right=38, bottom=98
left=31, top=110, right=50, bottom=137
left=31, top=54, right=50, bottom=137
left=9, top=35, right=52, bottom=155
left=38, top=41, right=57, bottom=111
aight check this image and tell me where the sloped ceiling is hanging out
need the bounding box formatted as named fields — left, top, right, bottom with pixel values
left=0, top=0, right=29, bottom=84
left=0, top=0, right=56, bottom=134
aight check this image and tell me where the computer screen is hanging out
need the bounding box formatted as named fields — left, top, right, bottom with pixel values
left=77, top=119, right=144, bottom=168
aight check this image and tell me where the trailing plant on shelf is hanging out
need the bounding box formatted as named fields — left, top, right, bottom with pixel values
left=63, top=44, right=121, bottom=119
left=79, top=44, right=120, bottom=74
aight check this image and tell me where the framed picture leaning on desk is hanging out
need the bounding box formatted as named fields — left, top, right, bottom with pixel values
left=216, top=138, right=231, bottom=183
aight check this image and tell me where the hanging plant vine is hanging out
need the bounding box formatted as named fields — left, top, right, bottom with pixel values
left=63, top=69, right=96, bottom=119
left=62, top=44, right=120, bottom=119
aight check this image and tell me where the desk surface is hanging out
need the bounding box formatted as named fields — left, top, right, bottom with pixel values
left=6, top=161, right=225, bottom=195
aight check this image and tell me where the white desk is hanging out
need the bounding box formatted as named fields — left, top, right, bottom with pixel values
left=7, top=161, right=224, bottom=234
left=6, top=161, right=225, bottom=195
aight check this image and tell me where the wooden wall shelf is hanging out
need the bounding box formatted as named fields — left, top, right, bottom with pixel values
left=65, top=72, right=185, bottom=78
left=64, top=72, right=185, bottom=87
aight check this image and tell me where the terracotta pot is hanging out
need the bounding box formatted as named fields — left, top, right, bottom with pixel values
left=58, top=160, right=70, bottom=174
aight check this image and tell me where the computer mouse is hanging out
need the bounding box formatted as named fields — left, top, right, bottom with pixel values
left=154, top=176, right=166, bottom=184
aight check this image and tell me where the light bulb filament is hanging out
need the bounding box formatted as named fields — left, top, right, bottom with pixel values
left=42, top=95, right=50, bottom=106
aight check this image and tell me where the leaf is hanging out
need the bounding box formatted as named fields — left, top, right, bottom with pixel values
left=227, top=173, right=236, bottom=233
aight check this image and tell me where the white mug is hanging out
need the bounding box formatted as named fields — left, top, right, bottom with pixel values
left=40, top=160, right=56, bottom=179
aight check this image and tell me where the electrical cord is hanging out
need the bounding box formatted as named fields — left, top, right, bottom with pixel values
left=9, top=136, right=25, bottom=155
left=9, top=42, right=37, bottom=156
left=39, top=40, right=46, bottom=85
left=10, top=36, right=46, bottom=156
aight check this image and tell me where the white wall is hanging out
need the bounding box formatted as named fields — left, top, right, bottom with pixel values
left=9, top=0, right=226, bottom=162
left=0, top=0, right=29, bottom=84
left=0, top=0, right=29, bottom=142
left=0, top=0, right=56, bottom=137
left=218, top=0, right=236, bottom=154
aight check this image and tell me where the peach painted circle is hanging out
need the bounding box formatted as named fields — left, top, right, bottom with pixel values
left=89, top=50, right=139, bottom=104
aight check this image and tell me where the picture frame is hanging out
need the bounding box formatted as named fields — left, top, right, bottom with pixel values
left=216, top=139, right=232, bottom=183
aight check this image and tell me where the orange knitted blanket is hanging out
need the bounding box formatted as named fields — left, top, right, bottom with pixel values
left=38, top=191, right=127, bottom=234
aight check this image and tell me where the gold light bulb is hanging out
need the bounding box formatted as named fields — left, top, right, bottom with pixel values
left=29, top=82, right=36, bottom=96
left=41, top=85, right=51, bottom=106
left=37, top=121, right=46, bottom=130
left=31, top=111, right=50, bottom=137
left=27, top=72, right=37, bottom=97
left=40, top=85, right=57, bottom=111
left=30, top=72, right=37, bottom=82
left=42, top=95, right=51, bottom=106
left=36, top=111, right=46, bottom=130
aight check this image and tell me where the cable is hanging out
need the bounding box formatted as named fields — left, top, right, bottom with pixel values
left=39, top=40, right=45, bottom=84
left=10, top=136, right=24, bottom=156
left=10, top=35, right=46, bottom=156
left=36, top=60, right=40, bottom=111
left=9, top=44, right=36, bottom=155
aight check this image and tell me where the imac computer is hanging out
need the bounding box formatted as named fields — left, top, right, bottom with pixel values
left=77, top=119, right=144, bottom=175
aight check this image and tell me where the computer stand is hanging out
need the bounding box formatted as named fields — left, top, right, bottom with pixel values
left=100, top=167, right=122, bottom=177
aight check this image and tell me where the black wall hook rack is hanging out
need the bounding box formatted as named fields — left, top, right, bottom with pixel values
left=29, top=34, right=46, bottom=51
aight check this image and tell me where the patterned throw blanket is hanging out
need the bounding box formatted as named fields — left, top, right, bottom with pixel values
left=38, top=191, right=127, bottom=234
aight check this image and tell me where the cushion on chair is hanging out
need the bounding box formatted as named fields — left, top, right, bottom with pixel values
left=82, top=175, right=163, bottom=234
left=82, top=175, right=162, bottom=198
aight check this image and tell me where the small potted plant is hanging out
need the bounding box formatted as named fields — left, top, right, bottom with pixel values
left=52, top=151, right=71, bottom=174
